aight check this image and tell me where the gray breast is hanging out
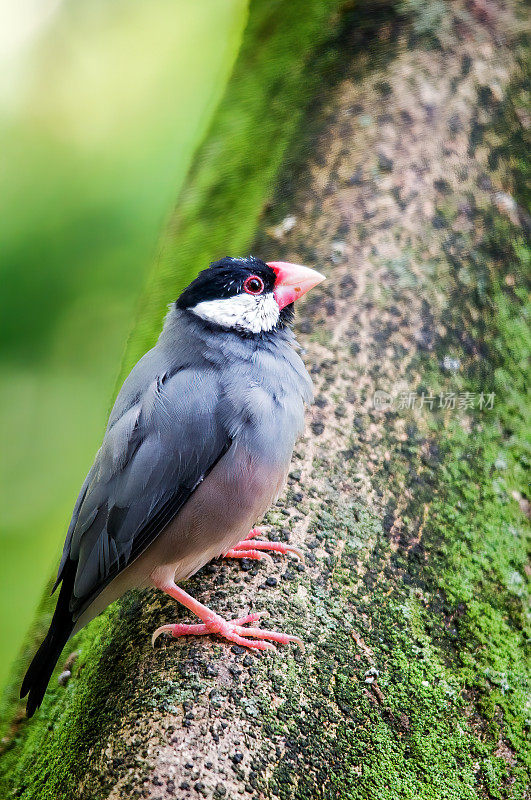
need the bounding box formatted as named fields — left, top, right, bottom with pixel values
left=74, top=313, right=313, bottom=630
left=151, top=330, right=311, bottom=578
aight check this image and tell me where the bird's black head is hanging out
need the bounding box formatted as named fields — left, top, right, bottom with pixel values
left=176, top=256, right=325, bottom=336
left=177, top=256, right=275, bottom=308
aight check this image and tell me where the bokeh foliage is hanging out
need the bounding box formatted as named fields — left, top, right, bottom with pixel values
left=0, top=0, right=248, bottom=691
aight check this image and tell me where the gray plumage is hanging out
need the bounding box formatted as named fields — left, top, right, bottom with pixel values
left=64, top=308, right=311, bottom=621
left=21, top=255, right=322, bottom=716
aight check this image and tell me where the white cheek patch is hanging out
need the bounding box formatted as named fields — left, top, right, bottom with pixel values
left=191, top=292, right=280, bottom=333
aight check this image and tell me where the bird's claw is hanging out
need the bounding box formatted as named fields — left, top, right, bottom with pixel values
left=152, top=624, right=175, bottom=647
left=224, top=548, right=274, bottom=564
left=152, top=609, right=303, bottom=653
left=228, top=532, right=305, bottom=563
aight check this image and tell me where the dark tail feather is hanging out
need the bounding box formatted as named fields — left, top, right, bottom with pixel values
left=20, top=561, right=76, bottom=717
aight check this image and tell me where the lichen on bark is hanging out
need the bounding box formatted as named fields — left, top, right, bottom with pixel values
left=1, top=1, right=529, bottom=799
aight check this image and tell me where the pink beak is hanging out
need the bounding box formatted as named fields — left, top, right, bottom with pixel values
left=267, top=261, right=326, bottom=310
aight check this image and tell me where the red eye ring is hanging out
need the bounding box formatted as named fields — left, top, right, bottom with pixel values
left=243, top=275, right=264, bottom=295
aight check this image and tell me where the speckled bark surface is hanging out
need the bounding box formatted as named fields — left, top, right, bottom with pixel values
left=1, top=2, right=529, bottom=798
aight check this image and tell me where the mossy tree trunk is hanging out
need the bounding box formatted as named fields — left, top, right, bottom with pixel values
left=1, top=2, right=529, bottom=798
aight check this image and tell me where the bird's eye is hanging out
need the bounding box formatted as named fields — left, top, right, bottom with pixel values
left=243, top=275, right=264, bottom=295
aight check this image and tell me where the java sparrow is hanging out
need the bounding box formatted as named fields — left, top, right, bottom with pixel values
left=21, top=256, right=325, bottom=717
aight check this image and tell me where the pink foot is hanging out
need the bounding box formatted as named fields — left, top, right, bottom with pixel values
left=224, top=528, right=304, bottom=563
left=152, top=610, right=304, bottom=652
left=152, top=581, right=305, bottom=654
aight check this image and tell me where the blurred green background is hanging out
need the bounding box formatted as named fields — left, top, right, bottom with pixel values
left=0, top=0, right=248, bottom=690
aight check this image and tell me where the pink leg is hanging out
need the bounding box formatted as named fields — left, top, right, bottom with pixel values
left=224, top=528, right=304, bottom=562
left=152, top=581, right=304, bottom=652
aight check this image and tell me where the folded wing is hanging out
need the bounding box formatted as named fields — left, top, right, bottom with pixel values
left=56, top=367, right=229, bottom=620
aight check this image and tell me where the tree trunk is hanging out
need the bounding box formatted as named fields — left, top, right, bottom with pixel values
left=1, top=2, right=529, bottom=798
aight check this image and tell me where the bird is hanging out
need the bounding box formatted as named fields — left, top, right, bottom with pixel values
left=20, top=255, right=325, bottom=717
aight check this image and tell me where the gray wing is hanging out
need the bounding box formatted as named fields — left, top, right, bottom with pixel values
left=54, top=367, right=229, bottom=620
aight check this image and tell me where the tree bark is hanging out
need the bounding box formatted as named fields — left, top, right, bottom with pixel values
left=1, top=2, right=529, bottom=799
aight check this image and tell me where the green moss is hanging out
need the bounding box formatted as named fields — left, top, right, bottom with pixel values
left=260, top=214, right=530, bottom=797
left=259, top=32, right=530, bottom=797
left=1, top=3, right=529, bottom=798
left=0, top=593, right=151, bottom=799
